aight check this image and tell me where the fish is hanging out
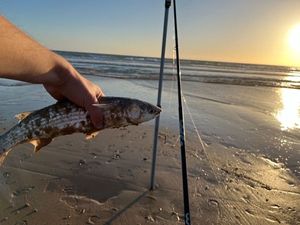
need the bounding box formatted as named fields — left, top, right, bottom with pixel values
left=0, top=96, right=161, bottom=164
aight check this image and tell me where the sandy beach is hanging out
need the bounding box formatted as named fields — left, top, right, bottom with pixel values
left=0, top=63, right=300, bottom=224
left=0, top=125, right=299, bottom=225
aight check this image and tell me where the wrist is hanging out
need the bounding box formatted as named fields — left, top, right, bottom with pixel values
left=43, top=53, right=78, bottom=87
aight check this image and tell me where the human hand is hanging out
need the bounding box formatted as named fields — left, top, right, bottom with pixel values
left=43, top=62, right=105, bottom=129
left=0, top=16, right=104, bottom=128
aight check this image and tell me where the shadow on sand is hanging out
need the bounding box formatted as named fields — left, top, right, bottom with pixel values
left=103, top=190, right=150, bottom=225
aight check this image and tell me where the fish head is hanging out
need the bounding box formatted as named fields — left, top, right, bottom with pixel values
left=95, top=97, right=161, bottom=126
left=125, top=100, right=161, bottom=125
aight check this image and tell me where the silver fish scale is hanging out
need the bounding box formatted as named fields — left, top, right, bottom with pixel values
left=0, top=103, right=91, bottom=154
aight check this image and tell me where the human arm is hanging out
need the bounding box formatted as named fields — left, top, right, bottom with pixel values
left=0, top=16, right=104, bottom=128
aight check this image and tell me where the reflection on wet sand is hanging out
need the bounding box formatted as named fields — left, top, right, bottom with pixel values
left=276, top=88, right=300, bottom=130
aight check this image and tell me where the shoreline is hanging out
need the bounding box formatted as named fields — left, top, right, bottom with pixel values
left=0, top=74, right=299, bottom=224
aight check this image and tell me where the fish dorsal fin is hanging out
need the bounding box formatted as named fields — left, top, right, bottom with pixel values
left=15, top=112, right=31, bottom=121
left=29, top=138, right=52, bottom=152
left=85, top=131, right=100, bottom=140
left=92, top=103, right=115, bottom=110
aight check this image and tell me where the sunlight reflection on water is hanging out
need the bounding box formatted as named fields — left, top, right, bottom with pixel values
left=287, top=71, right=300, bottom=82
left=276, top=88, right=300, bottom=130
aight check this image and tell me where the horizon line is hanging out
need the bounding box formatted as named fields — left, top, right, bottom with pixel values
left=51, top=49, right=300, bottom=67
left=53, top=49, right=297, bottom=69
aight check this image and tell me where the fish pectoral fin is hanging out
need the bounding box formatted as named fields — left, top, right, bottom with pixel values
left=29, top=138, right=52, bottom=152
left=15, top=112, right=31, bottom=121
left=85, top=131, right=100, bottom=140
left=0, top=151, right=10, bottom=166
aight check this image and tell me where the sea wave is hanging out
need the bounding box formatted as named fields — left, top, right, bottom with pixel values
left=70, top=59, right=298, bottom=78
left=55, top=50, right=300, bottom=89
left=0, top=79, right=32, bottom=87
left=77, top=68, right=300, bottom=89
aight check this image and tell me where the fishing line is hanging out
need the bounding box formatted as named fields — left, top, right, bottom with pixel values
left=181, top=95, right=222, bottom=184
left=167, top=32, right=219, bottom=183
left=167, top=34, right=177, bottom=110
left=182, top=95, right=206, bottom=157
left=164, top=29, right=177, bottom=117
left=180, top=77, right=246, bottom=225
left=152, top=1, right=226, bottom=224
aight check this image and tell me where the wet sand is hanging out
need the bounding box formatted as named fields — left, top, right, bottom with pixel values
left=0, top=124, right=299, bottom=225
left=0, top=76, right=299, bottom=224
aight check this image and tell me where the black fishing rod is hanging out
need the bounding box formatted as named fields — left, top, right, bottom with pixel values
left=173, top=0, right=191, bottom=224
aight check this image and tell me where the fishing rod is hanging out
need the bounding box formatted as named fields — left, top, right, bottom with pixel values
left=173, top=0, right=191, bottom=224
left=150, top=0, right=191, bottom=224
left=150, top=0, right=172, bottom=190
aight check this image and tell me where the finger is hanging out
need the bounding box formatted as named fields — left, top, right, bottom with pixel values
left=95, top=86, right=105, bottom=99
left=86, top=94, right=104, bottom=129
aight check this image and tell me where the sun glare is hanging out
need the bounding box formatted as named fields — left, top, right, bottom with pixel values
left=288, top=24, right=300, bottom=55
left=276, top=88, right=300, bottom=130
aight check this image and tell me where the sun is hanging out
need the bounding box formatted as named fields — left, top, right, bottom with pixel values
left=288, top=24, right=300, bottom=54
left=286, top=24, right=300, bottom=65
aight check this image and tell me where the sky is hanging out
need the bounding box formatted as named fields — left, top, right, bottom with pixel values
left=1, top=0, right=300, bottom=66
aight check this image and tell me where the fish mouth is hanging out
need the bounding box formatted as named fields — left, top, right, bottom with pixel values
left=156, top=106, right=162, bottom=114
left=153, top=105, right=162, bottom=116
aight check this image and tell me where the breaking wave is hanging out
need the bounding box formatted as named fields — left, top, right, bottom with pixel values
left=3, top=51, right=295, bottom=89
left=55, top=50, right=300, bottom=89
left=0, top=79, right=32, bottom=87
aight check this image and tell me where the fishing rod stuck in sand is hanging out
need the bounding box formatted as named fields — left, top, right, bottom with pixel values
left=150, top=0, right=191, bottom=224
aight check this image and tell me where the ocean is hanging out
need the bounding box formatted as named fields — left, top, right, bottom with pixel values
left=58, top=50, right=300, bottom=89
left=0, top=51, right=299, bottom=178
